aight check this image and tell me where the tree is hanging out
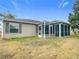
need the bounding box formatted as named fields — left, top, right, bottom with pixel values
left=68, top=0, right=79, bottom=34
left=0, top=11, right=15, bottom=20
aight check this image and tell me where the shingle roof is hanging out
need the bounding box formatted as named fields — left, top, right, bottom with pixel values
left=3, top=19, right=70, bottom=25
left=4, top=19, right=41, bottom=25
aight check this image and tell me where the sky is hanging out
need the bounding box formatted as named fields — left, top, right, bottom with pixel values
left=0, top=0, right=76, bottom=21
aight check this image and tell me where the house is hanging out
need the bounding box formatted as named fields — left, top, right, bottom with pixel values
left=0, top=20, right=2, bottom=36
left=0, top=20, right=2, bottom=32
left=0, top=19, right=71, bottom=39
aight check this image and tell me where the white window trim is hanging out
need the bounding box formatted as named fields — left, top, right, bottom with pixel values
left=9, top=23, right=21, bottom=33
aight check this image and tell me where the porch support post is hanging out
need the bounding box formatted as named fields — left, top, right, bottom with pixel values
left=44, top=21, right=45, bottom=39
left=49, top=24, right=50, bottom=37
left=41, top=24, right=42, bottom=37
left=52, top=25, right=53, bottom=36
left=54, top=24, right=55, bottom=36
left=64, top=25, right=65, bottom=36
left=38, top=25, right=39, bottom=36
left=59, top=24, right=61, bottom=38
left=67, top=25, right=68, bottom=36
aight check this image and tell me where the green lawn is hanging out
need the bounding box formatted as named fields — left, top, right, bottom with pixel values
left=6, top=36, right=40, bottom=42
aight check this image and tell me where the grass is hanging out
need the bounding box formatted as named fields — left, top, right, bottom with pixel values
left=0, top=35, right=79, bottom=59
left=6, top=36, right=40, bottom=42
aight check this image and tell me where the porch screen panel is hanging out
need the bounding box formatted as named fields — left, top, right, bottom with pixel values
left=42, top=25, right=44, bottom=34
left=45, top=25, right=49, bottom=34
left=53, top=24, right=54, bottom=35
left=65, top=25, right=67, bottom=36
left=55, top=24, right=59, bottom=36
left=68, top=25, right=70, bottom=35
left=50, top=26, right=52, bottom=34
left=61, top=24, right=64, bottom=36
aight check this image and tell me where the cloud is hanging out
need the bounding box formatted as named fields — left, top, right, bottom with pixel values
left=58, top=3, right=62, bottom=8
left=10, top=0, right=20, bottom=10
left=10, top=0, right=22, bottom=16
left=62, top=1, right=69, bottom=8
left=58, top=0, right=69, bottom=8
left=58, top=0, right=65, bottom=8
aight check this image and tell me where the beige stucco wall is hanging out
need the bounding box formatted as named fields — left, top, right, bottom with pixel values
left=3, top=22, right=37, bottom=38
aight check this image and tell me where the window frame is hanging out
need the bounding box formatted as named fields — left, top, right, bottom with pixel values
left=5, top=22, right=22, bottom=33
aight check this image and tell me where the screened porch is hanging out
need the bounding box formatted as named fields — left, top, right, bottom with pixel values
left=38, top=21, right=71, bottom=39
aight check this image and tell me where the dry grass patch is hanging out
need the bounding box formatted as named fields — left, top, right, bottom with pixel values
left=0, top=36, right=79, bottom=59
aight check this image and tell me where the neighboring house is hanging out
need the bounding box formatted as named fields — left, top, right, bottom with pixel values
left=1, top=19, right=71, bottom=39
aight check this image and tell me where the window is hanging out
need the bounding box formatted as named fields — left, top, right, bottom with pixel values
left=5, top=22, right=22, bottom=33
left=10, top=23, right=19, bottom=33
